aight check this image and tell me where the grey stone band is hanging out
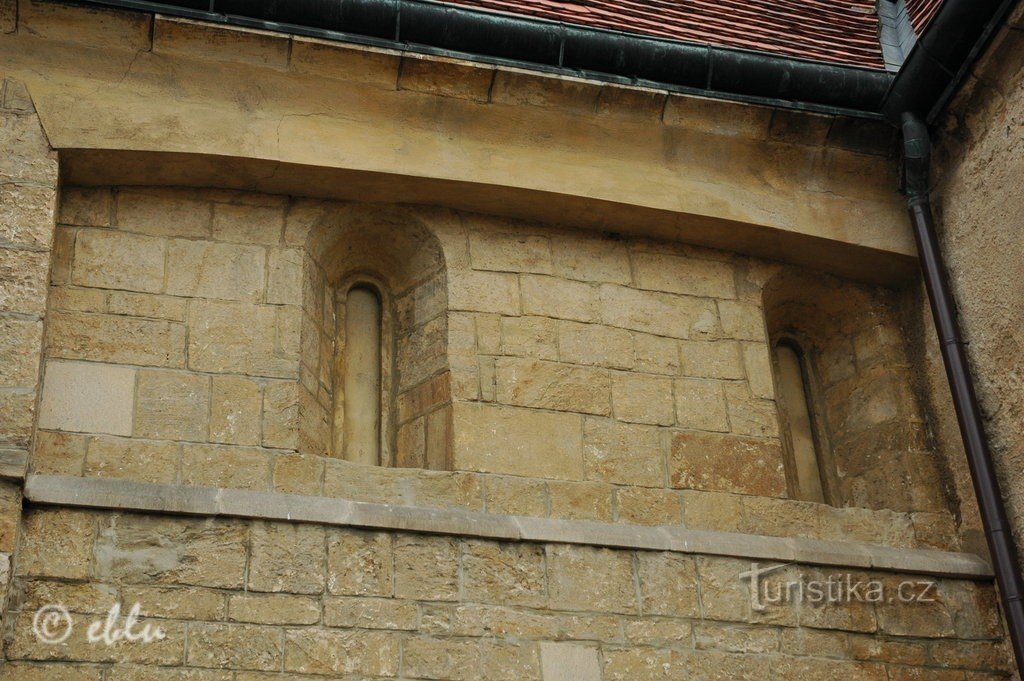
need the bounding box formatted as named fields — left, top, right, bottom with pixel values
left=24, top=474, right=993, bottom=580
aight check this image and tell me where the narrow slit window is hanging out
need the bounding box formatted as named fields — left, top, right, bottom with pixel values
left=775, top=341, right=827, bottom=504
left=341, top=285, right=382, bottom=465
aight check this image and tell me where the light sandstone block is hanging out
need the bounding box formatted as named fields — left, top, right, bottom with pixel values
left=402, top=637, right=480, bottom=681
left=248, top=521, right=325, bottom=594
left=84, top=435, right=178, bottom=483
left=539, top=642, right=602, bottom=681
left=186, top=622, right=282, bottom=671
left=452, top=402, right=583, bottom=480
left=72, top=229, right=166, bottom=293
left=674, top=377, right=730, bottom=432
left=550, top=237, right=631, bottom=284
left=46, top=310, right=187, bottom=368
left=210, top=375, right=262, bottom=446
left=600, top=284, right=719, bottom=338
left=547, top=480, right=613, bottom=521
left=38, top=360, right=135, bottom=436
left=117, top=189, right=211, bottom=238
left=634, top=332, right=680, bottom=375
left=718, top=300, right=767, bottom=340
left=521, top=274, right=601, bottom=322
left=228, top=592, right=320, bottom=625
left=547, top=544, right=636, bottom=614
left=557, top=321, right=633, bottom=369
left=469, top=231, right=552, bottom=274
left=154, top=17, right=290, bottom=70
left=323, top=596, right=417, bottom=630
left=267, top=247, right=303, bottom=305
left=582, top=418, right=664, bottom=487
left=107, top=292, right=187, bottom=321
left=0, top=316, right=43, bottom=387
left=495, top=358, right=610, bottom=415
left=462, top=539, right=547, bottom=607
left=448, top=270, right=520, bottom=314
left=326, top=529, right=393, bottom=596
left=165, top=239, right=265, bottom=302
left=669, top=431, right=786, bottom=497
left=632, top=252, right=737, bottom=298
left=394, top=534, right=459, bottom=601
left=187, top=300, right=298, bottom=378
left=500, top=316, right=557, bottom=359
left=134, top=369, right=209, bottom=441
left=611, top=372, right=674, bottom=425
left=282, top=628, right=399, bottom=676
left=180, top=444, right=269, bottom=491
left=398, top=55, right=494, bottom=102
left=616, top=488, right=682, bottom=526
left=57, top=187, right=111, bottom=227
left=0, top=247, right=49, bottom=315
left=0, top=182, right=57, bottom=248
left=679, top=339, right=745, bottom=379
left=17, top=508, right=95, bottom=579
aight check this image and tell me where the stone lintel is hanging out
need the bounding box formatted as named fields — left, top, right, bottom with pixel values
left=24, top=474, right=994, bottom=580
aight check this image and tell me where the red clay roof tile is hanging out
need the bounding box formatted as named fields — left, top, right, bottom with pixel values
left=440, top=0, right=888, bottom=69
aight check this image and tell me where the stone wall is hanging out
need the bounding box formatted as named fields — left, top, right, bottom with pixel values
left=1, top=506, right=1010, bottom=680
left=904, top=6, right=1024, bottom=561
left=31, top=186, right=962, bottom=552
left=0, top=75, right=57, bottom=633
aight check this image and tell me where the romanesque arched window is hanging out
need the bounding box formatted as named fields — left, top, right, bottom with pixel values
left=772, top=337, right=829, bottom=504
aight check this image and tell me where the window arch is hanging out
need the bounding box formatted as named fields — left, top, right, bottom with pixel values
left=772, top=337, right=831, bottom=504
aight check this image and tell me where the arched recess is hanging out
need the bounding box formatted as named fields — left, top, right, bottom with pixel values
left=762, top=269, right=949, bottom=513
left=299, top=205, right=451, bottom=469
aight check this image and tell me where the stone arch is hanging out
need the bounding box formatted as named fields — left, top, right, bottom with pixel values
left=298, top=204, right=451, bottom=469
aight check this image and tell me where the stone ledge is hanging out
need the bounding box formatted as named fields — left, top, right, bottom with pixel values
left=23, top=474, right=993, bottom=579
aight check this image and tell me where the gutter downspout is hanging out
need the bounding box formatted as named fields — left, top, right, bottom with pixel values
left=901, top=112, right=1024, bottom=671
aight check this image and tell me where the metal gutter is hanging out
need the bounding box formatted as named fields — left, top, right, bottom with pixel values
left=882, top=0, right=1017, bottom=122
left=69, top=0, right=893, bottom=119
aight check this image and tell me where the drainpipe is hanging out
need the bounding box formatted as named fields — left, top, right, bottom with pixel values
left=901, top=112, right=1024, bottom=671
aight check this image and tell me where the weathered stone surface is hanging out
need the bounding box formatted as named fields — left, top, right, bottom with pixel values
left=187, top=301, right=298, bottom=377
left=180, top=444, right=269, bottom=491
left=495, top=358, right=611, bottom=416
left=600, top=284, right=719, bottom=338
left=134, top=369, right=209, bottom=441
left=611, top=372, right=674, bottom=425
left=165, top=239, right=265, bottom=302
left=636, top=551, right=699, bottom=616
left=107, top=292, right=187, bottom=321
left=228, top=592, right=320, bottom=625
left=449, top=271, right=520, bottom=314
left=674, top=377, right=730, bottom=432
left=323, top=596, right=417, bottom=630
left=120, top=584, right=227, bottom=621
left=262, top=380, right=299, bottom=450
left=47, top=311, right=187, bottom=368
left=547, top=480, right=613, bottom=521
left=38, top=360, right=136, bottom=436
left=402, top=637, right=480, bottom=681
left=17, top=509, right=95, bottom=579
left=284, top=629, right=400, bottom=676
left=557, top=321, right=633, bottom=369
left=117, top=189, right=211, bottom=239
left=670, top=431, right=786, bottom=496
left=616, top=487, right=682, bottom=526
left=210, top=375, right=262, bottom=445
left=399, top=55, right=494, bottom=102
left=187, top=623, right=282, bottom=671
left=394, top=535, right=459, bottom=601
left=0, top=183, right=56, bottom=248
left=633, top=251, right=736, bottom=298
left=582, top=418, right=664, bottom=487
left=84, top=436, right=178, bottom=483
left=547, top=545, right=636, bottom=614
left=58, top=187, right=111, bottom=227
left=470, top=230, right=552, bottom=274
left=453, top=402, right=583, bottom=480
left=679, top=339, right=745, bottom=379
left=521, top=274, right=601, bottom=323
left=500, top=315, right=557, bottom=360
left=0, top=247, right=49, bottom=315
left=94, top=515, right=248, bottom=589
left=326, top=529, right=393, bottom=596
left=72, top=229, right=166, bottom=293
left=31, top=430, right=87, bottom=475
left=551, top=237, right=631, bottom=284
left=248, top=521, right=325, bottom=593
left=540, top=642, right=602, bottom=681
left=462, top=539, right=547, bottom=607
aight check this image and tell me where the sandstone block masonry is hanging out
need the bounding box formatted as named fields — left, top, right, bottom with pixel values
left=31, top=186, right=962, bottom=552
left=1, top=506, right=1011, bottom=679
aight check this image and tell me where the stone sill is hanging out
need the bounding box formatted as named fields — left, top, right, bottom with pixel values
left=25, top=474, right=993, bottom=580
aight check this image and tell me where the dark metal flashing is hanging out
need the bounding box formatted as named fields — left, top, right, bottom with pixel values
left=68, top=0, right=893, bottom=119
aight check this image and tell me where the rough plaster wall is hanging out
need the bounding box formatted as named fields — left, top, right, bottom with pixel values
left=909, top=17, right=1024, bottom=561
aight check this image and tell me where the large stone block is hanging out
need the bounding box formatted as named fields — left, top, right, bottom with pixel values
left=326, top=529, right=393, bottom=596
left=72, top=229, right=166, bottom=293
left=38, top=360, right=135, bottom=436
left=469, top=230, right=552, bottom=274
left=94, top=515, right=248, bottom=589
left=0, top=182, right=56, bottom=249
left=547, top=545, right=637, bottom=614
left=600, top=284, right=719, bottom=338
left=284, top=629, right=399, bottom=676
left=210, top=375, right=262, bottom=445
left=394, top=535, right=459, bottom=601
left=248, top=521, right=325, bottom=594
left=550, top=236, right=631, bottom=284
left=500, top=315, right=557, bottom=360
left=632, top=251, right=737, bottom=298
left=679, top=339, right=745, bottom=379
left=186, top=622, right=282, bottom=671
left=84, top=435, right=178, bottom=484
left=117, top=189, right=211, bottom=239
left=0, top=247, right=49, bottom=315
left=452, top=402, right=583, bottom=480
left=180, top=444, right=270, bottom=491
left=0, top=316, right=43, bottom=387
left=47, top=311, right=187, bottom=368
left=611, top=372, right=674, bottom=425
left=636, top=551, right=700, bottom=616
left=448, top=270, right=520, bottom=314
left=133, top=369, right=209, bottom=441
left=165, top=239, right=265, bottom=302
left=521, top=274, right=601, bottom=323
left=674, top=377, right=730, bottom=432
left=669, top=431, right=786, bottom=497
left=16, top=508, right=95, bottom=580
left=548, top=480, right=613, bottom=521
left=187, top=300, right=298, bottom=378
left=495, top=358, right=610, bottom=415
left=582, top=418, right=664, bottom=487
left=462, top=540, right=547, bottom=607
left=557, top=321, right=633, bottom=369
